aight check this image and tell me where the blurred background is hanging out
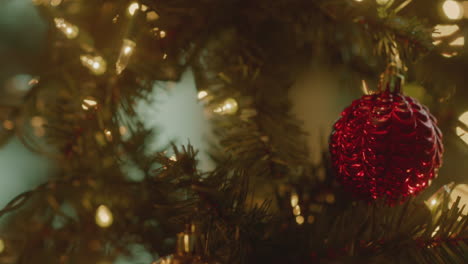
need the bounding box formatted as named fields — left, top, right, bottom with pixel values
left=0, top=0, right=468, bottom=226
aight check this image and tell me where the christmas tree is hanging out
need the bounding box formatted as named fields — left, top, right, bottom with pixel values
left=0, top=0, right=467, bottom=263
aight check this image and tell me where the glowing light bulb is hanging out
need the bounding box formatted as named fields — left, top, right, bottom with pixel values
left=290, top=192, right=299, bottom=207
left=116, top=39, right=136, bottom=75
left=293, top=205, right=301, bottom=216
left=214, top=98, right=238, bottom=115
left=354, top=0, right=364, bottom=2
left=442, top=1, right=463, bottom=20
left=104, top=129, right=113, bottom=141
left=430, top=199, right=437, bottom=206
left=295, top=215, right=305, bottom=225
left=0, top=238, right=4, bottom=254
left=54, top=18, right=79, bottom=39
left=82, top=97, right=98, bottom=110
left=162, top=53, right=168, bottom=60
left=95, top=205, right=113, bottom=228
left=169, top=155, right=177, bottom=161
left=80, top=55, right=107, bottom=75
left=184, top=234, right=190, bottom=253
left=140, top=4, right=148, bottom=11
left=441, top=51, right=458, bottom=58
left=450, top=36, right=465, bottom=46
left=197, top=90, right=208, bottom=100
left=128, top=2, right=140, bottom=16
left=159, top=30, right=167, bottom=38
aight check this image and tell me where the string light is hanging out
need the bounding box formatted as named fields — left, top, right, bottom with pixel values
left=0, top=238, right=4, bottom=254
left=442, top=1, right=463, bottom=20
left=183, top=234, right=190, bottom=253
left=82, top=97, right=98, bottom=110
left=80, top=55, right=107, bottom=75
left=449, top=36, right=465, bottom=46
left=441, top=51, right=458, bottom=58
left=54, top=18, right=79, bottom=39
left=197, top=90, right=208, bottom=100
left=159, top=30, right=167, bottom=38
left=116, top=39, right=136, bottom=75
left=104, top=129, right=113, bottom=141
left=430, top=199, right=437, bottom=206
left=128, top=2, right=140, bottom=16
left=213, top=98, right=239, bottom=115
left=169, top=155, right=177, bottom=161
left=295, top=215, right=305, bottom=225
left=162, top=53, right=168, bottom=60
left=95, top=205, right=113, bottom=228
left=292, top=205, right=301, bottom=216
left=290, top=192, right=299, bottom=207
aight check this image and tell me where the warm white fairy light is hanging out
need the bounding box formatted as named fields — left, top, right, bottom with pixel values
left=449, top=36, right=465, bottom=46
left=116, top=39, right=136, bottom=75
left=162, top=53, right=168, bottom=60
left=95, top=205, right=113, bottom=228
left=197, top=90, right=208, bottom=100
left=430, top=199, right=438, bottom=206
left=128, top=2, right=140, bottom=16
left=54, top=18, right=79, bottom=39
left=292, top=205, right=301, bottom=216
left=214, top=98, right=239, bottom=115
left=159, top=30, right=167, bottom=38
left=104, top=129, right=113, bottom=141
left=82, top=97, right=98, bottom=110
left=183, top=233, right=190, bottom=253
left=290, top=192, right=299, bottom=207
left=442, top=1, right=463, bottom=20
left=441, top=51, right=458, bottom=58
left=169, top=155, right=177, bottom=161
left=295, top=215, right=305, bottom=225
left=50, top=0, right=62, bottom=6
left=80, top=55, right=107, bottom=75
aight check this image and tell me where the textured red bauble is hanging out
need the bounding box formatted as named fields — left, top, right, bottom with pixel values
left=329, top=91, right=443, bottom=202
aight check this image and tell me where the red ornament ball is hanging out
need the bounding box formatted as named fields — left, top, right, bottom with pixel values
left=330, top=91, right=443, bottom=202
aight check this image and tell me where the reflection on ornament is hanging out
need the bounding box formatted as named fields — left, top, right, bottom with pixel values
left=95, top=205, right=113, bottom=228
left=54, top=18, right=79, bottom=39
left=128, top=2, right=140, bottom=16
left=82, top=97, right=98, bottom=110
left=80, top=55, right=107, bottom=75
left=116, top=39, right=136, bottom=75
left=213, top=98, right=238, bottom=115
left=442, top=1, right=463, bottom=20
